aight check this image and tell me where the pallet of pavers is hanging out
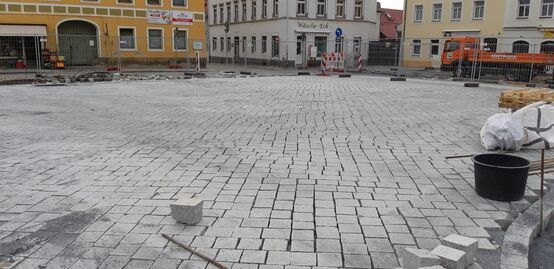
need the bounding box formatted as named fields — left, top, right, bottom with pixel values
left=499, top=88, right=554, bottom=110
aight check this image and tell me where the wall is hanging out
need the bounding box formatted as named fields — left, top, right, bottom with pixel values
left=0, top=0, right=206, bottom=59
left=403, top=0, right=505, bottom=67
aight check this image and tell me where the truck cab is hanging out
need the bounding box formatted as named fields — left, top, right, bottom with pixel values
left=440, top=37, right=479, bottom=71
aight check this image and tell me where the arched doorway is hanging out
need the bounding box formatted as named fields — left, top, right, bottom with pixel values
left=57, top=20, right=99, bottom=65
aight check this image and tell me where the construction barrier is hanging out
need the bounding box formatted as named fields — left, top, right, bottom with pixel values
left=320, top=52, right=346, bottom=73
left=357, top=54, right=363, bottom=72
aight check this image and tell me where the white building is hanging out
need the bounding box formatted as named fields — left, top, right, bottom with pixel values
left=208, top=0, right=380, bottom=67
left=503, top=0, right=554, bottom=53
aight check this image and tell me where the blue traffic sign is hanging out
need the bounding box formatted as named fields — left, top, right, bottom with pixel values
left=335, top=28, right=343, bottom=38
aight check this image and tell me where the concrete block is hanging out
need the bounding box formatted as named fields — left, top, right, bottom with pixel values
left=443, top=234, right=478, bottom=267
left=170, top=198, right=203, bottom=225
left=430, top=245, right=465, bottom=269
left=402, top=248, right=440, bottom=269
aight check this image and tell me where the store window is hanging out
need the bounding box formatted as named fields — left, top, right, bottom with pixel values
left=119, top=28, right=135, bottom=50
left=148, top=29, right=163, bottom=50
left=174, top=29, right=187, bottom=51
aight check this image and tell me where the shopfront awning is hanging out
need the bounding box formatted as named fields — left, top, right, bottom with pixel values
left=0, top=25, right=47, bottom=36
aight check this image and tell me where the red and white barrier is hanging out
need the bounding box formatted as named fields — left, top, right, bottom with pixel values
left=357, top=55, right=363, bottom=72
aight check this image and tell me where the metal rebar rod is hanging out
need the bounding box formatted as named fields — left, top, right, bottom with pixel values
left=539, top=149, right=545, bottom=236
left=161, top=233, right=229, bottom=269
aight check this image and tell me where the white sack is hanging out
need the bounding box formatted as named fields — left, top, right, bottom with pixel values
left=480, top=101, right=554, bottom=151
left=480, top=113, right=524, bottom=151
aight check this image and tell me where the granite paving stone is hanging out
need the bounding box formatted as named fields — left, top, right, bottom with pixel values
left=0, top=77, right=530, bottom=268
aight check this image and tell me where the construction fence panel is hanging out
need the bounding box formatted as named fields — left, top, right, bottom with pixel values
left=3, top=35, right=554, bottom=86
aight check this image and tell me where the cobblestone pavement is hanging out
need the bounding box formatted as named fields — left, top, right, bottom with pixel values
left=0, top=76, right=539, bottom=269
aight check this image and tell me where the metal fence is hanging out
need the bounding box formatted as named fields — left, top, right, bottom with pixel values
left=3, top=35, right=554, bottom=86
left=0, top=34, right=207, bottom=76
left=206, top=37, right=400, bottom=71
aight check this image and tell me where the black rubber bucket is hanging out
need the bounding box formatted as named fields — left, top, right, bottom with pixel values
left=472, top=154, right=530, bottom=202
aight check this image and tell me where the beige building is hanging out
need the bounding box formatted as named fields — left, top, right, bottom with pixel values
left=402, top=0, right=505, bottom=67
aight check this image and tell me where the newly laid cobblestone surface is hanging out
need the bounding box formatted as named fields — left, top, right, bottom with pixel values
left=0, top=76, right=534, bottom=268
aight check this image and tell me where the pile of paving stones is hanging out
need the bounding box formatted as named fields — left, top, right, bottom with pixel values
left=403, top=234, right=481, bottom=269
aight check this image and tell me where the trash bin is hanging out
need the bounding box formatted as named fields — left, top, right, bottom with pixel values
left=472, top=154, right=530, bottom=202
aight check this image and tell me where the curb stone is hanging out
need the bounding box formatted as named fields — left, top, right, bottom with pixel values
left=500, top=185, right=554, bottom=269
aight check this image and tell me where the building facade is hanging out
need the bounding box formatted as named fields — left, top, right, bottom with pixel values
left=503, top=0, right=554, bottom=54
left=403, top=0, right=505, bottom=67
left=207, top=0, right=380, bottom=67
left=0, top=0, right=206, bottom=68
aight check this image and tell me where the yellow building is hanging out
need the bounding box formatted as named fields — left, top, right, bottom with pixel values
left=0, top=0, right=206, bottom=68
left=403, top=0, right=505, bottom=67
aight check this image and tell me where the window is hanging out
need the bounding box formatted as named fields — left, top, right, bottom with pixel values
left=174, top=29, right=187, bottom=51
left=451, top=2, right=462, bottom=21
left=220, top=37, right=224, bottom=51
left=234, top=1, right=239, bottom=21
left=118, top=0, right=133, bottom=4
left=252, top=36, right=256, bottom=53
left=272, top=36, right=279, bottom=57
left=173, top=0, right=186, bottom=7
left=335, top=37, right=343, bottom=52
left=354, top=1, right=363, bottom=18
left=227, top=37, right=231, bottom=51
left=262, top=0, right=268, bottom=18
left=212, top=37, right=217, bottom=51
left=430, top=40, right=439, bottom=55
left=336, top=0, right=344, bottom=17
left=297, top=0, right=306, bottom=16
left=541, top=41, right=554, bottom=54
left=148, top=29, right=163, bottom=50
left=252, top=0, right=257, bottom=19
left=414, top=5, right=423, bottom=22
left=432, top=4, right=442, bottom=22
left=273, top=0, right=279, bottom=16
left=147, top=0, right=161, bottom=5
left=317, top=0, right=326, bottom=16
left=353, top=37, right=361, bottom=54
left=119, top=28, right=135, bottom=50
left=242, top=36, right=246, bottom=52
left=473, top=1, right=484, bottom=20
left=542, top=0, right=554, bottom=17
left=518, top=0, right=530, bottom=18
left=513, top=40, right=529, bottom=53
left=262, top=36, right=267, bottom=53
left=412, top=40, right=421, bottom=56
left=484, top=38, right=497, bottom=52
left=220, top=5, right=224, bottom=23
left=314, top=36, right=327, bottom=57
left=242, top=0, right=247, bottom=20
left=213, top=6, right=218, bottom=24
left=227, top=3, right=231, bottom=22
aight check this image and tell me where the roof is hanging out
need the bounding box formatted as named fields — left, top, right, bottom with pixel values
left=380, top=8, right=403, bottom=39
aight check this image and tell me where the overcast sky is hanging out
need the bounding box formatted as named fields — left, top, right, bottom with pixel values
left=379, top=0, right=404, bottom=10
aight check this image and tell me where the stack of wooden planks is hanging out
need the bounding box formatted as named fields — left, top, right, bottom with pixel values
left=529, top=158, right=554, bottom=176
left=499, top=88, right=554, bottom=110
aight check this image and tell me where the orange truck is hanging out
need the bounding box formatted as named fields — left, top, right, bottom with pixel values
left=441, top=37, right=554, bottom=81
